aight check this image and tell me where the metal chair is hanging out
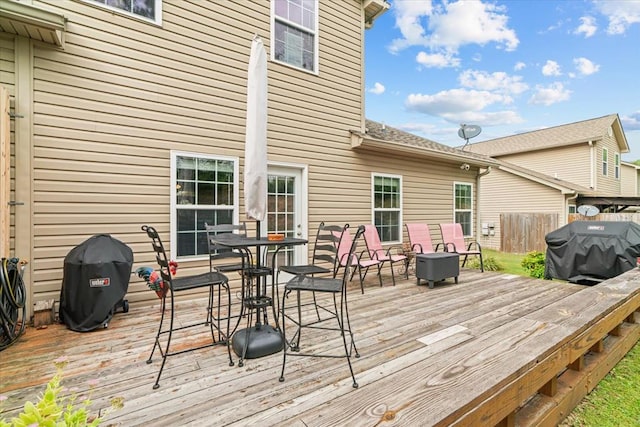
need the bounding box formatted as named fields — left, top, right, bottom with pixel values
left=204, top=222, right=248, bottom=275
left=279, top=224, right=364, bottom=388
left=335, top=225, right=382, bottom=293
left=405, top=223, right=444, bottom=254
left=142, top=225, right=234, bottom=389
left=439, top=223, right=484, bottom=272
left=362, top=224, right=409, bottom=287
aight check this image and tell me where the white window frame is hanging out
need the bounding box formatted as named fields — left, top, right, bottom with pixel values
left=614, top=152, right=620, bottom=179
left=371, top=173, right=403, bottom=244
left=83, top=0, right=163, bottom=25
left=271, top=0, right=319, bottom=74
left=602, top=147, right=608, bottom=176
left=454, top=182, right=474, bottom=237
left=170, top=151, right=240, bottom=260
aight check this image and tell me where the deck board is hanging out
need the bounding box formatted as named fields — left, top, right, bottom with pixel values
left=1, top=268, right=639, bottom=426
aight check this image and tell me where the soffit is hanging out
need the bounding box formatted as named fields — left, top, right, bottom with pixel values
left=0, top=1, right=66, bottom=47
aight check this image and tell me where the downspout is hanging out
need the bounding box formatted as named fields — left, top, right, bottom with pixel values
left=565, top=192, right=579, bottom=226
left=588, top=140, right=595, bottom=189
left=476, top=166, right=492, bottom=243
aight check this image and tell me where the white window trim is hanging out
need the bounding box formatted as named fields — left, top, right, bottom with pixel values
left=371, top=172, right=403, bottom=244
left=602, top=147, right=608, bottom=176
left=170, top=151, right=240, bottom=260
left=82, top=0, right=163, bottom=25
left=614, top=152, right=620, bottom=180
left=270, top=0, right=319, bottom=75
left=453, top=181, right=474, bottom=237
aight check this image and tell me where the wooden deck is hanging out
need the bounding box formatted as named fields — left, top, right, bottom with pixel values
left=1, top=268, right=640, bottom=426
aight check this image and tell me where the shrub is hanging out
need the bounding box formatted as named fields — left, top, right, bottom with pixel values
left=466, top=256, right=503, bottom=271
left=521, top=251, right=546, bottom=279
left=0, top=358, right=123, bottom=427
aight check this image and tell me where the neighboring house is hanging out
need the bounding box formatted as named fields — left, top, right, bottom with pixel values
left=466, top=114, right=637, bottom=251
left=0, top=0, right=495, bottom=319
left=621, top=161, right=640, bottom=197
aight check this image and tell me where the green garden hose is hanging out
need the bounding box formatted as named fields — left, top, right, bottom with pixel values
left=0, top=257, right=26, bottom=351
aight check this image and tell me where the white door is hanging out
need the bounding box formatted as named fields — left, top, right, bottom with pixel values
left=266, top=165, right=307, bottom=281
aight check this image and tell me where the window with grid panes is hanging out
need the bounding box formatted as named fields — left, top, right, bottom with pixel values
left=83, top=0, right=161, bottom=24
left=172, top=153, right=238, bottom=258
left=372, top=174, right=402, bottom=243
left=272, top=0, right=318, bottom=72
left=454, top=182, right=473, bottom=237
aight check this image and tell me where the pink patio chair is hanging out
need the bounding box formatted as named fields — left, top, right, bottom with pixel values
left=438, top=223, right=484, bottom=272
left=362, top=224, right=409, bottom=287
left=405, top=223, right=444, bottom=254
left=335, top=224, right=382, bottom=294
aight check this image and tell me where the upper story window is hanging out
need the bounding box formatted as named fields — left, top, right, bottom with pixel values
left=602, top=147, right=608, bottom=176
left=614, top=153, right=620, bottom=179
left=84, top=0, right=162, bottom=25
left=454, top=182, right=473, bottom=237
left=272, top=0, right=318, bottom=73
left=171, top=152, right=239, bottom=259
left=372, top=174, right=402, bottom=243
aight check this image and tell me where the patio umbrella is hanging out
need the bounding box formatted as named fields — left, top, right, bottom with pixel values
left=244, top=35, right=268, bottom=238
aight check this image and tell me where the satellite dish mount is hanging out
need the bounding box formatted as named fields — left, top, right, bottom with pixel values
left=458, top=124, right=482, bottom=150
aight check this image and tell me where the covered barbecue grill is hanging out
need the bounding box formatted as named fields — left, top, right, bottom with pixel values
left=59, top=234, right=133, bottom=331
left=544, top=221, right=640, bottom=285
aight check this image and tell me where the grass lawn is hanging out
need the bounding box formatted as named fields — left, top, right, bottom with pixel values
left=482, top=249, right=640, bottom=426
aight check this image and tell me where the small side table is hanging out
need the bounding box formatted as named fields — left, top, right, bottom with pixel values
left=416, top=252, right=460, bottom=288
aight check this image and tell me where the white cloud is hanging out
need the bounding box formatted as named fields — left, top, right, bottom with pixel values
left=574, top=16, right=597, bottom=37
left=388, top=0, right=519, bottom=63
left=594, top=0, right=640, bottom=35
left=406, top=89, right=509, bottom=116
left=529, top=82, right=571, bottom=106
left=368, top=82, right=386, bottom=95
left=542, top=60, right=562, bottom=76
left=514, top=62, right=526, bottom=71
left=459, top=70, right=528, bottom=95
left=621, top=111, right=640, bottom=131
left=416, top=51, right=460, bottom=68
left=573, top=57, right=600, bottom=76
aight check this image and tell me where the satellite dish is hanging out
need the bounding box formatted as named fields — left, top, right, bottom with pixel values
left=577, top=204, right=600, bottom=217
left=458, top=124, right=482, bottom=150
left=458, top=124, right=482, bottom=140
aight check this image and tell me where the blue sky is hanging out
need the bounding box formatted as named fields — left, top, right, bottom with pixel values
left=364, top=0, right=640, bottom=162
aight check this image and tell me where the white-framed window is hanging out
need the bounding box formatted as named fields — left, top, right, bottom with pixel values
left=372, top=173, right=402, bottom=243
left=602, top=147, right=608, bottom=176
left=83, top=0, right=162, bottom=25
left=272, top=0, right=318, bottom=73
left=614, top=153, right=620, bottom=179
left=454, top=182, right=473, bottom=237
left=171, top=152, right=239, bottom=259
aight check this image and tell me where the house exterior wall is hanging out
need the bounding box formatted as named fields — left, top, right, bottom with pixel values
left=596, top=131, right=624, bottom=195
left=5, top=0, right=474, bottom=315
left=477, top=167, right=567, bottom=251
left=621, top=164, right=639, bottom=196
left=496, top=144, right=592, bottom=190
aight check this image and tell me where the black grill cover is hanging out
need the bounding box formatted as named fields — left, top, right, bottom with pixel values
left=544, top=221, right=640, bottom=283
left=59, top=234, right=133, bottom=332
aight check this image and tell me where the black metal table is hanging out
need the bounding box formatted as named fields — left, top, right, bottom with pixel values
left=211, top=234, right=307, bottom=366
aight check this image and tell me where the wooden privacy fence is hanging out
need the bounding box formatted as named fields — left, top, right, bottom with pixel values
left=500, top=213, right=558, bottom=253
left=569, top=213, right=640, bottom=223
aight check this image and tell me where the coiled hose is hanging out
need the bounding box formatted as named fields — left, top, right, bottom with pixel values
left=0, top=257, right=27, bottom=351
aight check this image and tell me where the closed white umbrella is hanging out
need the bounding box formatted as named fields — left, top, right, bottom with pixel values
left=244, top=35, right=268, bottom=237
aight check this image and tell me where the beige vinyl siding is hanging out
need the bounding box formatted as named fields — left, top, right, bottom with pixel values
left=496, top=144, right=592, bottom=190
left=477, top=167, right=566, bottom=250
left=596, top=134, right=623, bottom=194
left=26, top=0, right=366, bottom=306
left=620, top=164, right=639, bottom=196
left=0, top=34, right=15, bottom=253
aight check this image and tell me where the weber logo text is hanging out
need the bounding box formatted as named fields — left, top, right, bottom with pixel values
left=90, top=277, right=111, bottom=287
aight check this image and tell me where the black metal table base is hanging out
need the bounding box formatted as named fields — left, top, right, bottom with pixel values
left=232, top=324, right=283, bottom=364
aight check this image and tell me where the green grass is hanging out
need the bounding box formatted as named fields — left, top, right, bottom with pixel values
left=480, top=249, right=640, bottom=426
